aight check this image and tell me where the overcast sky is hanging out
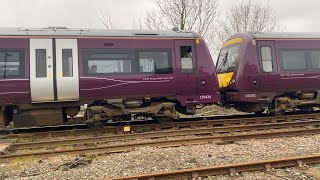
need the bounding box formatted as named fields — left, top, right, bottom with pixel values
left=0, top=0, right=318, bottom=32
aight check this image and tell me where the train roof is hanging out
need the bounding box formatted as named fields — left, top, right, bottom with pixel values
left=0, top=27, right=198, bottom=38
left=249, top=32, right=320, bottom=39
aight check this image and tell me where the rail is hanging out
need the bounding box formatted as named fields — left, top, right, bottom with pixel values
left=2, top=126, right=320, bottom=162
left=109, top=154, right=320, bottom=180
left=2, top=112, right=320, bottom=140
left=9, top=119, right=320, bottom=150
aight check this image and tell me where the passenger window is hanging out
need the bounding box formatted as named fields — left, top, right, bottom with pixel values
left=88, top=59, right=131, bottom=74
left=36, top=49, right=47, bottom=78
left=139, top=58, right=154, bottom=73
left=310, top=50, right=320, bottom=70
left=83, top=49, right=134, bottom=76
left=280, top=50, right=306, bottom=71
left=62, top=49, right=73, bottom=77
left=0, top=50, right=24, bottom=79
left=180, top=46, right=193, bottom=73
left=261, top=47, right=273, bottom=72
left=139, top=51, right=172, bottom=74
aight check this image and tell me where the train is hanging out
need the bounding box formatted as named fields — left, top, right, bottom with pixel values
left=1, top=27, right=319, bottom=129
left=217, top=32, right=320, bottom=115
left=0, top=27, right=220, bottom=128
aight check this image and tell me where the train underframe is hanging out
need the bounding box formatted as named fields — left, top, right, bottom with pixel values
left=0, top=97, right=196, bottom=128
left=230, top=91, right=320, bottom=115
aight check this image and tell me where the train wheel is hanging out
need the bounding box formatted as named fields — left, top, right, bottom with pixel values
left=152, top=116, right=173, bottom=123
left=277, top=110, right=286, bottom=115
left=254, top=110, right=264, bottom=116
left=269, top=109, right=286, bottom=116
left=86, top=120, right=107, bottom=129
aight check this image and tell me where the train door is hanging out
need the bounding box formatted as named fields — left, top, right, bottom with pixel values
left=174, top=40, right=197, bottom=95
left=55, top=39, right=79, bottom=101
left=257, top=40, right=278, bottom=92
left=30, top=39, right=54, bottom=101
left=30, top=39, right=79, bottom=102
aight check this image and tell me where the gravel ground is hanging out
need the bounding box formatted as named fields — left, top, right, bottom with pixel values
left=213, top=168, right=316, bottom=180
left=2, top=133, right=320, bottom=179
left=180, top=105, right=241, bottom=117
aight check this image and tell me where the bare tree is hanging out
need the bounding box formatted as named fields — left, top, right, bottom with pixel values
left=99, top=9, right=117, bottom=29
left=218, top=0, right=285, bottom=43
left=132, top=16, right=144, bottom=30
left=144, top=0, right=220, bottom=52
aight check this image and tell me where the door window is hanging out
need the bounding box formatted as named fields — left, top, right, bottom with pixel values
left=261, top=47, right=273, bottom=72
left=36, top=49, right=47, bottom=78
left=62, top=49, right=73, bottom=77
left=180, top=46, right=193, bottom=73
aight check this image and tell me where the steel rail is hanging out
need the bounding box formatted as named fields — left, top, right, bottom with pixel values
left=9, top=119, right=320, bottom=150
left=2, top=127, right=320, bottom=162
left=2, top=112, right=320, bottom=140
left=108, top=154, right=320, bottom=180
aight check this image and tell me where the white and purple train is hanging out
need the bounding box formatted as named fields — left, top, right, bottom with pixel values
left=0, top=27, right=220, bottom=128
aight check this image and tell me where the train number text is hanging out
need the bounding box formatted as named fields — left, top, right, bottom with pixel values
left=200, top=95, right=212, bottom=100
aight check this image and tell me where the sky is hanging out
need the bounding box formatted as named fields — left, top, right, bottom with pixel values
left=0, top=0, right=319, bottom=32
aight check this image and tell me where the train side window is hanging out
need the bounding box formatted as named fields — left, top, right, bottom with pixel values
left=138, top=50, right=172, bottom=74
left=280, top=50, right=307, bottom=71
left=310, top=50, right=320, bottom=70
left=180, top=46, right=193, bottom=73
left=62, top=49, right=73, bottom=77
left=0, top=50, right=24, bottom=79
left=88, top=59, right=132, bottom=74
left=261, top=47, right=273, bottom=72
left=83, top=49, right=134, bottom=76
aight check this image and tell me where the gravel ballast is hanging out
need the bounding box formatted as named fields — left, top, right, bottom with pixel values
left=1, top=134, right=320, bottom=179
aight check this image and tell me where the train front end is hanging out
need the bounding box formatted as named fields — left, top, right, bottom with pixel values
left=216, top=33, right=262, bottom=112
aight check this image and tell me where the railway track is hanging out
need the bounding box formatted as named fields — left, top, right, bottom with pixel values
left=2, top=121, right=320, bottom=162
left=0, top=113, right=254, bottom=135
left=109, top=154, right=320, bottom=180
left=8, top=119, right=320, bottom=150
left=1, top=110, right=318, bottom=135
left=2, top=112, right=320, bottom=141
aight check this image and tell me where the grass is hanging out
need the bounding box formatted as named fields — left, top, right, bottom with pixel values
left=17, top=136, right=34, bottom=143
left=10, top=156, right=35, bottom=164
left=83, top=154, right=97, bottom=161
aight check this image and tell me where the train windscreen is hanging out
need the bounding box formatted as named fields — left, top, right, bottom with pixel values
left=216, top=44, right=241, bottom=73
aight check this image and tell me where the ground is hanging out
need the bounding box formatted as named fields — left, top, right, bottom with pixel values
left=1, top=134, right=320, bottom=179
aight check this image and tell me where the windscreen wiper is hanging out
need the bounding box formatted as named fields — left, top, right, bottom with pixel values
left=217, top=53, right=228, bottom=72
